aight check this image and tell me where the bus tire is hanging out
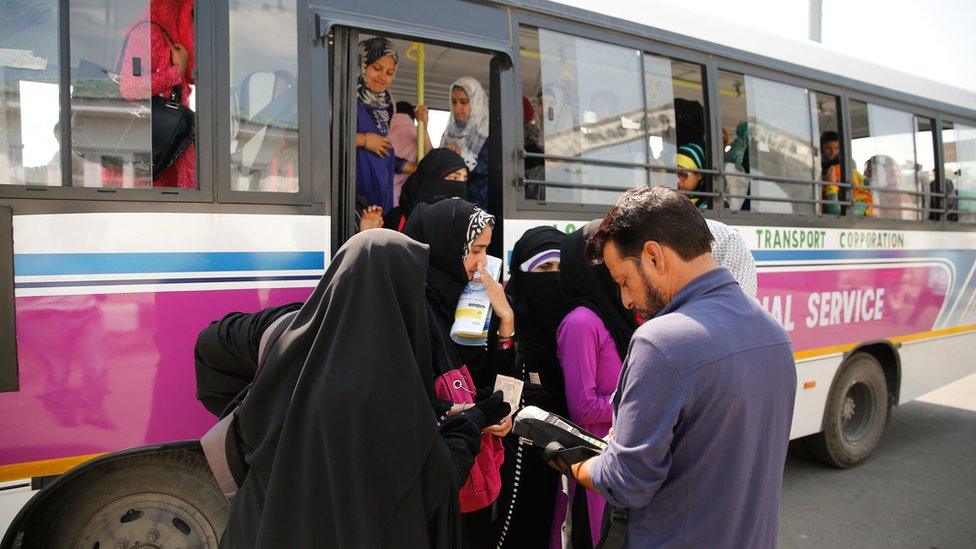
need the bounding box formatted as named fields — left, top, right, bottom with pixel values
left=805, top=352, right=890, bottom=468
left=39, top=449, right=228, bottom=549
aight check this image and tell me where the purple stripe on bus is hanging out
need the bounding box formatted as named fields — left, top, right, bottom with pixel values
left=0, top=286, right=313, bottom=467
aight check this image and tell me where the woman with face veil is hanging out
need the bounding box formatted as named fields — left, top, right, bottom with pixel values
left=219, top=230, right=507, bottom=548
left=494, top=226, right=566, bottom=548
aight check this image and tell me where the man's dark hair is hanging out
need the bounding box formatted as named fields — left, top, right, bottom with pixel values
left=820, top=130, right=839, bottom=147
left=587, top=186, right=713, bottom=264
left=396, top=101, right=415, bottom=121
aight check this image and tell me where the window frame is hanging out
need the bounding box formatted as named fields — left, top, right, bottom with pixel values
left=939, top=115, right=976, bottom=224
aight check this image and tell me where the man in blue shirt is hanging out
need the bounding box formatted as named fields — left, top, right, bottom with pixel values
left=561, top=186, right=796, bottom=547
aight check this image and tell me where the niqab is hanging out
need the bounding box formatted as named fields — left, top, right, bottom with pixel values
left=398, top=149, right=468, bottom=217
left=560, top=220, right=638, bottom=361
left=220, top=230, right=459, bottom=548
left=506, top=227, right=568, bottom=415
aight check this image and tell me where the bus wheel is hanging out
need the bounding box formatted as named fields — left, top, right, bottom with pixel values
left=806, top=352, right=890, bottom=468
left=42, top=450, right=228, bottom=548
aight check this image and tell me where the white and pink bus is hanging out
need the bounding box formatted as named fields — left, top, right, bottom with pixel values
left=1, top=0, right=975, bottom=545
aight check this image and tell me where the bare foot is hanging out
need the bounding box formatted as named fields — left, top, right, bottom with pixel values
left=358, top=205, right=384, bottom=232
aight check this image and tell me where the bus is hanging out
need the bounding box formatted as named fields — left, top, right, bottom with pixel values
left=1, top=0, right=974, bottom=545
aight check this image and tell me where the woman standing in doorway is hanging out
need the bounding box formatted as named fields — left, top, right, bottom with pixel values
left=441, top=77, right=490, bottom=211
left=355, top=37, right=420, bottom=227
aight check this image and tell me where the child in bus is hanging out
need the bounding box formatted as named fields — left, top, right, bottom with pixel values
left=390, top=100, right=434, bottom=206
left=441, top=77, right=491, bottom=211
left=382, top=148, right=468, bottom=231
left=552, top=220, right=639, bottom=549
left=402, top=198, right=515, bottom=548
left=355, top=37, right=420, bottom=228
left=676, top=143, right=714, bottom=209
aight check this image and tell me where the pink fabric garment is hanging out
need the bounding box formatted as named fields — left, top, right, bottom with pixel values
left=433, top=365, right=505, bottom=513
left=389, top=113, right=417, bottom=206
left=550, top=305, right=623, bottom=548
left=118, top=0, right=196, bottom=189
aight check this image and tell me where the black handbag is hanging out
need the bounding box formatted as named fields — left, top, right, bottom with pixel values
left=70, top=20, right=194, bottom=180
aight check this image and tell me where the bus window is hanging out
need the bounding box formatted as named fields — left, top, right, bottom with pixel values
left=229, top=0, right=299, bottom=193
left=644, top=55, right=709, bottom=206
left=520, top=27, right=646, bottom=206
left=70, top=0, right=197, bottom=190
left=849, top=100, right=926, bottom=220
left=719, top=70, right=826, bottom=215
left=1, top=0, right=61, bottom=187
left=942, top=121, right=976, bottom=223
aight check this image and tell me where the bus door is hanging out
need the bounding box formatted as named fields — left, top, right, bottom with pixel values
left=318, top=14, right=515, bottom=257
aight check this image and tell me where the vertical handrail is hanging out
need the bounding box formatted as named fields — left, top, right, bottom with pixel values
left=407, top=42, right=427, bottom=162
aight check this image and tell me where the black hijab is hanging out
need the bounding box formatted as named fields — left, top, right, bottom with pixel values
left=385, top=149, right=469, bottom=230
left=221, top=230, right=459, bottom=548
left=400, top=149, right=468, bottom=216
left=506, top=226, right=568, bottom=415
left=402, top=198, right=494, bottom=319
left=560, top=220, right=638, bottom=361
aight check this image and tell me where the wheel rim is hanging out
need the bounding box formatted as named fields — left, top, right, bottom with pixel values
left=76, top=492, right=219, bottom=549
left=840, top=380, right=875, bottom=444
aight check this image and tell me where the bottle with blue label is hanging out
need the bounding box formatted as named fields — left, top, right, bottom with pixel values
left=450, top=255, right=502, bottom=346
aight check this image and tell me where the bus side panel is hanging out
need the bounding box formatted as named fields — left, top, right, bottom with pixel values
left=898, top=331, right=976, bottom=404
left=790, top=355, right=843, bottom=439
left=0, top=213, right=327, bottom=472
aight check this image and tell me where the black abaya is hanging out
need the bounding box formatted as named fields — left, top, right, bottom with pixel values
left=220, top=229, right=480, bottom=548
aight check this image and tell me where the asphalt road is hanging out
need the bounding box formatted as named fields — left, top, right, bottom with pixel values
left=779, top=399, right=976, bottom=548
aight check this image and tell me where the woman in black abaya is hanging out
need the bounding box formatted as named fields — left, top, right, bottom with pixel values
left=219, top=229, right=508, bottom=548
left=494, top=226, right=567, bottom=548
left=402, top=198, right=515, bottom=549
left=383, top=148, right=469, bottom=231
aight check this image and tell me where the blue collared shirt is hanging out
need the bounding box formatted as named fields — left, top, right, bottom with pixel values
left=590, top=267, right=796, bottom=548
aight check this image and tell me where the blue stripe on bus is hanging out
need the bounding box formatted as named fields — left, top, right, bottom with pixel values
left=14, top=274, right=322, bottom=289
left=14, top=251, right=325, bottom=276
left=752, top=249, right=917, bottom=262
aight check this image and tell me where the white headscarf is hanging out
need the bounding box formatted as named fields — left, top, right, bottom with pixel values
left=706, top=219, right=758, bottom=298
left=441, top=76, right=489, bottom=171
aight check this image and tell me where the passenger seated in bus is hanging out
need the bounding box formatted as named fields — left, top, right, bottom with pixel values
left=355, top=37, right=418, bottom=220
left=391, top=100, right=433, bottom=206
left=382, top=148, right=468, bottom=231
left=218, top=230, right=510, bottom=548
left=930, top=177, right=959, bottom=221
left=553, top=220, right=638, bottom=547
left=819, top=130, right=867, bottom=216
left=723, top=122, right=751, bottom=210
left=117, top=0, right=196, bottom=189
left=675, top=142, right=715, bottom=209
left=402, top=198, right=515, bottom=547
left=496, top=226, right=566, bottom=547
left=868, top=154, right=918, bottom=218
left=442, top=77, right=491, bottom=210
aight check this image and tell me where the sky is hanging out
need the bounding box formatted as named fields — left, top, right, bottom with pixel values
left=561, top=0, right=976, bottom=95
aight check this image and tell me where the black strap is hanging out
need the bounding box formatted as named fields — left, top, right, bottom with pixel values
left=597, top=507, right=629, bottom=549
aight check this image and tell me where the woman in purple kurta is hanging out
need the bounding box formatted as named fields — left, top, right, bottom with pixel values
left=551, top=221, right=638, bottom=549
left=354, top=37, right=418, bottom=225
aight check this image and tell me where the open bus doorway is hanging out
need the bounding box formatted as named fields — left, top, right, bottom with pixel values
left=334, top=30, right=504, bottom=253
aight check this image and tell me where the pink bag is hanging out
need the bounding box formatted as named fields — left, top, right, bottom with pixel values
left=433, top=365, right=505, bottom=513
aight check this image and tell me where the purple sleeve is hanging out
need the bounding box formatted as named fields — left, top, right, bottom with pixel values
left=589, top=336, right=685, bottom=509
left=557, top=308, right=615, bottom=427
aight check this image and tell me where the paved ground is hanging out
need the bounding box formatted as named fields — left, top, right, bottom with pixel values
left=779, top=374, right=976, bottom=548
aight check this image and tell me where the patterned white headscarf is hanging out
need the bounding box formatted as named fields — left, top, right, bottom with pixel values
left=706, top=219, right=757, bottom=298
left=441, top=76, right=490, bottom=171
